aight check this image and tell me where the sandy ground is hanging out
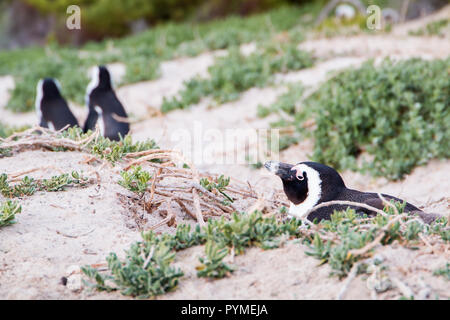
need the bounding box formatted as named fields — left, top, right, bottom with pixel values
left=0, top=8, right=449, bottom=299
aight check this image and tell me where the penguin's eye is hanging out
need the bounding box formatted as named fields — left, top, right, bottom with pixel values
left=296, top=172, right=305, bottom=181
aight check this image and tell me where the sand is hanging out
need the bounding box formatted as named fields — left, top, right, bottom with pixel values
left=0, top=8, right=449, bottom=299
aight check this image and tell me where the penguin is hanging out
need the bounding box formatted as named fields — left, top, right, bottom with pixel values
left=264, top=161, right=427, bottom=222
left=35, top=78, right=79, bottom=131
left=83, top=65, right=129, bottom=141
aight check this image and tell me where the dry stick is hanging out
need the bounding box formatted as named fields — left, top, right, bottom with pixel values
left=306, top=200, right=388, bottom=217
left=8, top=166, right=56, bottom=179
left=125, top=149, right=176, bottom=159
left=348, top=214, right=405, bottom=257
left=377, top=193, right=399, bottom=215
left=246, top=197, right=266, bottom=215
left=2, top=137, right=81, bottom=152
left=111, top=113, right=132, bottom=124
left=1, top=125, right=45, bottom=142
left=155, top=189, right=222, bottom=213
left=227, top=187, right=288, bottom=206
left=174, top=198, right=197, bottom=221
left=172, top=151, right=206, bottom=227
left=142, top=246, right=155, bottom=269
left=418, top=233, right=434, bottom=253
left=192, top=188, right=205, bottom=226
left=191, top=182, right=236, bottom=213
left=337, top=260, right=364, bottom=300
left=146, top=201, right=176, bottom=231
left=391, top=276, right=415, bottom=299
left=123, top=153, right=176, bottom=171
left=158, top=173, right=192, bottom=180
left=76, top=127, right=100, bottom=147
left=147, top=168, right=162, bottom=205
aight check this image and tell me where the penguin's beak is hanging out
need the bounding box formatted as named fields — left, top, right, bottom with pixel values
left=264, top=161, right=294, bottom=179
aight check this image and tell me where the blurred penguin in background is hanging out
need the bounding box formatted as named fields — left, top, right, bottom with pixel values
left=35, top=78, right=79, bottom=130
left=83, top=65, right=129, bottom=141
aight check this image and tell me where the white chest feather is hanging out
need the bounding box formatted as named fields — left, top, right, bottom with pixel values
left=85, top=66, right=100, bottom=107
left=289, top=202, right=315, bottom=219
left=94, top=106, right=105, bottom=136
left=35, top=80, right=44, bottom=122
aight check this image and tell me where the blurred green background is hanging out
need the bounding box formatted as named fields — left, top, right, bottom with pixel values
left=1, top=0, right=446, bottom=48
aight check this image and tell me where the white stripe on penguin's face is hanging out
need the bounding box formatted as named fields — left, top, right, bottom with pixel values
left=35, top=79, right=44, bottom=122
left=288, top=163, right=322, bottom=219
left=85, top=66, right=100, bottom=107
left=94, top=106, right=105, bottom=136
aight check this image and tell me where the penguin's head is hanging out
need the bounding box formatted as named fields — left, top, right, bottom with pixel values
left=264, top=161, right=345, bottom=206
left=37, top=78, right=62, bottom=101
left=89, top=65, right=112, bottom=91
left=35, top=78, right=62, bottom=115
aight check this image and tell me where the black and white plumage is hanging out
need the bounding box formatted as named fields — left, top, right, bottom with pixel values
left=35, top=78, right=79, bottom=130
left=265, top=161, right=423, bottom=222
left=83, top=65, right=129, bottom=141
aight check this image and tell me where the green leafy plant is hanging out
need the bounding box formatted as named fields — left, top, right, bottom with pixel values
left=0, top=122, right=30, bottom=139
left=304, top=203, right=449, bottom=278
left=304, top=58, right=450, bottom=180
left=204, top=211, right=302, bottom=254
left=82, top=243, right=183, bottom=298
left=409, top=19, right=449, bottom=37
left=0, top=171, right=89, bottom=198
left=0, top=5, right=310, bottom=113
left=83, top=210, right=303, bottom=295
left=59, top=127, right=159, bottom=164
left=200, top=175, right=233, bottom=203
left=197, top=241, right=235, bottom=278
left=161, top=44, right=313, bottom=112
left=0, top=200, right=21, bottom=228
left=118, top=166, right=152, bottom=194
left=433, top=263, right=450, bottom=281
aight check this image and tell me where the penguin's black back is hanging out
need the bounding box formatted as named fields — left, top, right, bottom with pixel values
left=88, top=89, right=129, bottom=141
left=307, top=187, right=421, bottom=222
left=84, top=66, right=129, bottom=141
left=37, top=79, right=78, bottom=130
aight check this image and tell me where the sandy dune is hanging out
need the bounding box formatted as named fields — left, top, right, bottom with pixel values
left=0, top=9, right=449, bottom=299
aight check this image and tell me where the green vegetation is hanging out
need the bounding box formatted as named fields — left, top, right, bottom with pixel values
left=263, top=58, right=450, bottom=180
left=257, top=83, right=304, bottom=118
left=0, top=171, right=89, bottom=198
left=24, top=0, right=319, bottom=39
left=0, top=200, right=21, bottom=228
left=83, top=200, right=449, bottom=297
left=161, top=44, right=314, bottom=112
left=200, top=174, right=233, bottom=203
left=305, top=202, right=449, bottom=278
left=1, top=5, right=310, bottom=113
left=82, top=210, right=302, bottom=297
left=81, top=243, right=183, bottom=298
left=409, top=19, right=449, bottom=37
left=433, top=263, right=450, bottom=281
left=316, top=14, right=371, bottom=37
left=61, top=127, right=159, bottom=164
left=308, top=58, right=450, bottom=180
left=0, top=122, right=30, bottom=139
left=197, top=241, right=235, bottom=278
left=118, top=166, right=152, bottom=195
left=0, top=127, right=159, bottom=164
